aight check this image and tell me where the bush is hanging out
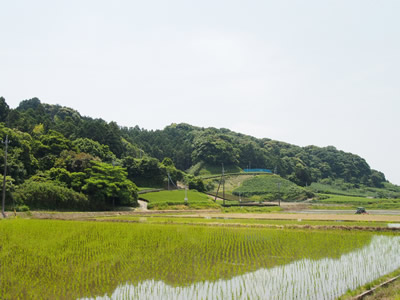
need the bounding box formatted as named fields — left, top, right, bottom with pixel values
left=185, top=175, right=206, bottom=192
left=13, top=179, right=89, bottom=210
left=15, top=205, right=30, bottom=212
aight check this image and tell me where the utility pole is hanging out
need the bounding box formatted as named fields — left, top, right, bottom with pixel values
left=214, top=173, right=223, bottom=202
left=222, top=163, right=225, bottom=206
left=238, top=183, right=241, bottom=203
left=2, top=135, right=10, bottom=218
left=277, top=181, right=281, bottom=207
left=167, top=171, right=170, bottom=190
left=214, top=164, right=226, bottom=205
left=184, top=185, right=188, bottom=205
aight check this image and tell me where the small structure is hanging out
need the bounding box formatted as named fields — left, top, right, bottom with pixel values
left=244, top=169, right=272, bottom=173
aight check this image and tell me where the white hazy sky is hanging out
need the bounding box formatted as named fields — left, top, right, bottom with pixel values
left=1, top=0, right=399, bottom=184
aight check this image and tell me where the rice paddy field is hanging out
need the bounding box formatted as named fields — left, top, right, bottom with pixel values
left=94, top=215, right=392, bottom=228
left=1, top=219, right=400, bottom=299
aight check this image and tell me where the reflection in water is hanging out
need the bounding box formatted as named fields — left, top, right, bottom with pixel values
left=83, top=235, right=400, bottom=300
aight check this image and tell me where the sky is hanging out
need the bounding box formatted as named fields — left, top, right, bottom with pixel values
left=1, top=0, right=399, bottom=184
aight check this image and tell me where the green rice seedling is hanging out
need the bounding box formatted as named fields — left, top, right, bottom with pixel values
left=0, top=219, right=398, bottom=299
left=92, top=235, right=400, bottom=300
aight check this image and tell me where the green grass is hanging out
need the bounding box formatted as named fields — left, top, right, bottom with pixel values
left=310, top=181, right=400, bottom=199
left=212, top=200, right=282, bottom=212
left=0, top=219, right=378, bottom=299
left=217, top=175, right=260, bottom=192
left=234, top=174, right=312, bottom=201
left=338, top=268, right=400, bottom=299
left=314, top=194, right=400, bottom=209
left=139, top=190, right=220, bottom=210
left=310, top=182, right=371, bottom=197
left=188, top=162, right=242, bottom=176
left=311, top=205, right=355, bottom=210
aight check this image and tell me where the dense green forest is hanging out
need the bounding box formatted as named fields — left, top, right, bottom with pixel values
left=120, top=122, right=386, bottom=188
left=0, top=97, right=397, bottom=211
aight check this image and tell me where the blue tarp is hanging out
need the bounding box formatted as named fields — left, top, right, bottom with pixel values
left=244, top=169, right=272, bottom=173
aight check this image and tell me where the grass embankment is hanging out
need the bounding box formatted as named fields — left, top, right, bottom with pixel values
left=139, top=190, right=220, bottom=210
left=219, top=204, right=282, bottom=213
left=363, top=275, right=400, bottom=300
left=339, top=268, right=400, bottom=300
left=314, top=194, right=400, bottom=209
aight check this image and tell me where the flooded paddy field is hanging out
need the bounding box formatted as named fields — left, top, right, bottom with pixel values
left=1, top=219, right=399, bottom=299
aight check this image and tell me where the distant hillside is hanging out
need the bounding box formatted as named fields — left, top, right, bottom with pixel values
left=122, top=123, right=386, bottom=188
left=0, top=97, right=388, bottom=191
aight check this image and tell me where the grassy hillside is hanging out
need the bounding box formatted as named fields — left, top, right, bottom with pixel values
left=188, top=162, right=242, bottom=176
left=139, top=190, right=220, bottom=210
left=233, top=175, right=313, bottom=202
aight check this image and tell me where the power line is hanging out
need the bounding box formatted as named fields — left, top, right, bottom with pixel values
left=167, top=171, right=178, bottom=190
left=214, top=163, right=226, bottom=205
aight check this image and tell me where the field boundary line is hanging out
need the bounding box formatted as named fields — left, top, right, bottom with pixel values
left=87, top=218, right=400, bottom=232
left=138, top=188, right=164, bottom=194
left=352, top=274, right=400, bottom=299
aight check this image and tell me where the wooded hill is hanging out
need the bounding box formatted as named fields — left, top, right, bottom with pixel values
left=123, top=123, right=386, bottom=188
left=0, top=97, right=396, bottom=210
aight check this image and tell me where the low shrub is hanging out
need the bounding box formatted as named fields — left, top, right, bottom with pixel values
left=13, top=179, right=89, bottom=210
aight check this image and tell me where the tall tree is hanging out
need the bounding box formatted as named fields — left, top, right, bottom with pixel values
left=0, top=97, right=10, bottom=123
